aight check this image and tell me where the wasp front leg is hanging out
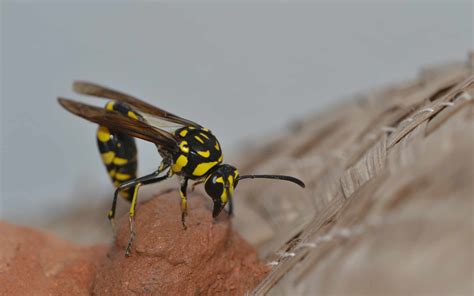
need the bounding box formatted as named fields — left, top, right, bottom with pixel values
left=180, top=178, right=189, bottom=230
left=227, top=195, right=234, bottom=217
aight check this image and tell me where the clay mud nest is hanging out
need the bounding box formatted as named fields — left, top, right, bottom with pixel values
left=0, top=192, right=268, bottom=296
left=94, top=192, right=269, bottom=295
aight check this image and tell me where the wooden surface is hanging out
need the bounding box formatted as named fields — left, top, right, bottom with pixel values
left=231, top=54, right=473, bottom=295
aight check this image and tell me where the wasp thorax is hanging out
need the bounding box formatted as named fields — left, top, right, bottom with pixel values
left=204, top=164, right=239, bottom=217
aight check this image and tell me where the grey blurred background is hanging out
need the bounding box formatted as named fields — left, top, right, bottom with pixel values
left=1, top=2, right=472, bottom=234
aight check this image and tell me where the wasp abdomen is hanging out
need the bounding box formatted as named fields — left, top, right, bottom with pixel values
left=97, top=101, right=142, bottom=201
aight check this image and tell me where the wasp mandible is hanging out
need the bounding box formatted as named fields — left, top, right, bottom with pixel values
left=58, top=81, right=305, bottom=256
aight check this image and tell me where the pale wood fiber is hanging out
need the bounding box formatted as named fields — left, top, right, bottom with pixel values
left=232, top=55, right=473, bottom=295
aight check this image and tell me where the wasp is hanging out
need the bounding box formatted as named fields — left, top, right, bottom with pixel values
left=58, top=81, right=305, bottom=256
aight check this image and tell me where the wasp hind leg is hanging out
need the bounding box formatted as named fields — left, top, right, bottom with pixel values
left=125, top=183, right=141, bottom=256
left=111, top=170, right=170, bottom=256
left=108, top=161, right=169, bottom=224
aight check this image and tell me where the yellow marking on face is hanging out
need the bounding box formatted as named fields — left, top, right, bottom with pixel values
left=195, top=136, right=204, bottom=144
left=113, top=157, right=128, bottom=165
left=218, top=155, right=223, bottom=162
left=215, top=177, right=228, bottom=203
left=106, top=101, right=115, bottom=111
left=179, top=129, right=188, bottom=137
left=171, top=154, right=188, bottom=173
left=127, top=111, right=138, bottom=120
left=179, top=141, right=189, bottom=153
left=221, top=191, right=228, bottom=203
left=192, top=161, right=218, bottom=177
left=234, top=170, right=239, bottom=179
left=228, top=175, right=234, bottom=195
left=108, top=169, right=117, bottom=177
left=101, top=151, right=115, bottom=165
left=115, top=172, right=131, bottom=181
left=215, top=142, right=220, bottom=151
left=197, top=150, right=210, bottom=158
left=97, top=126, right=111, bottom=142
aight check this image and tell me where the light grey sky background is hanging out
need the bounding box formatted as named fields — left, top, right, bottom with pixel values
left=1, top=2, right=472, bottom=227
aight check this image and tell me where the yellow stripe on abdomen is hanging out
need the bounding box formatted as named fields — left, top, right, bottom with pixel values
left=115, top=172, right=131, bottom=181
left=113, top=157, right=128, bottom=165
left=97, top=126, right=111, bottom=142
left=101, top=151, right=115, bottom=165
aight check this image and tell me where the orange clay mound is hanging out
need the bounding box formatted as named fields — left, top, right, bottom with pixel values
left=0, top=192, right=268, bottom=295
left=94, top=191, right=269, bottom=295
left=0, top=220, right=107, bottom=296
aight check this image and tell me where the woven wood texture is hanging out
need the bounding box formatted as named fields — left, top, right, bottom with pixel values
left=232, top=54, right=474, bottom=295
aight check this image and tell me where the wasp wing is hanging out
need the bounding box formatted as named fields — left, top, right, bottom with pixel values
left=73, top=81, right=201, bottom=128
left=58, top=98, right=178, bottom=152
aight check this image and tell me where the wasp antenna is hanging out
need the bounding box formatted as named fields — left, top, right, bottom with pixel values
left=236, top=174, right=305, bottom=188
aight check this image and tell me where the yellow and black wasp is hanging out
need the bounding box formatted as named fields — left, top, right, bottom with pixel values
left=58, top=81, right=305, bottom=256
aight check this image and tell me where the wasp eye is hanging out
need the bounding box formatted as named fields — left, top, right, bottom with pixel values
left=204, top=174, right=226, bottom=218
left=205, top=173, right=223, bottom=201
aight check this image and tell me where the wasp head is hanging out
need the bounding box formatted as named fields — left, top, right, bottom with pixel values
left=204, top=164, right=239, bottom=218
left=204, top=164, right=306, bottom=218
